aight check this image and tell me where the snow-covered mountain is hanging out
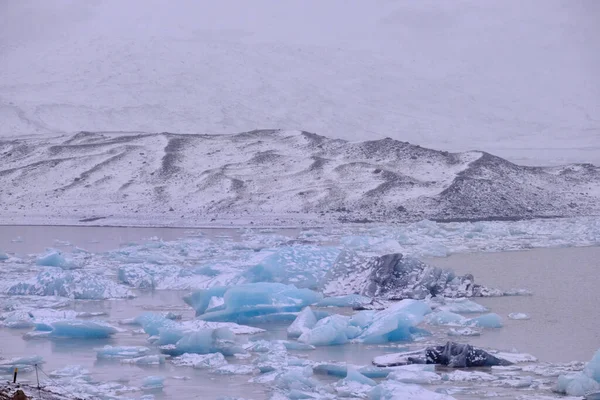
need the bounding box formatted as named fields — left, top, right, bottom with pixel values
left=1, top=130, right=598, bottom=226
left=1, top=0, right=598, bottom=166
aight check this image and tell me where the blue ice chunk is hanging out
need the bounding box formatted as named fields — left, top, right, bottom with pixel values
left=96, top=345, right=151, bottom=359
left=142, top=376, right=164, bottom=390
left=288, top=307, right=317, bottom=338
left=275, top=366, right=319, bottom=392
left=556, top=373, right=600, bottom=396
left=425, top=311, right=466, bottom=326
left=466, top=313, right=503, bottom=328
left=28, top=320, right=120, bottom=339
left=164, top=328, right=244, bottom=356
left=0, top=252, right=8, bottom=261
left=244, top=246, right=340, bottom=289
left=298, top=315, right=362, bottom=346
left=192, top=283, right=322, bottom=323
left=357, top=300, right=432, bottom=344
left=242, top=312, right=300, bottom=324
left=585, top=349, right=600, bottom=383
left=36, top=250, right=78, bottom=269
left=438, top=298, right=488, bottom=313
left=317, top=294, right=372, bottom=308
left=313, top=364, right=393, bottom=379
left=345, top=367, right=377, bottom=386
left=184, top=287, right=229, bottom=315
left=134, top=312, right=179, bottom=336
left=350, top=311, right=376, bottom=329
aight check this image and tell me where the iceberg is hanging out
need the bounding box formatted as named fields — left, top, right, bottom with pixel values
left=243, top=246, right=340, bottom=289
left=357, top=300, right=432, bottom=344
left=25, top=319, right=120, bottom=339
left=96, top=345, right=151, bottom=359
left=324, top=252, right=497, bottom=300
left=187, top=283, right=322, bottom=323
left=316, top=294, right=372, bottom=308
left=160, top=327, right=244, bottom=356
left=173, top=353, right=228, bottom=369
left=344, top=367, right=377, bottom=386
left=142, top=376, right=165, bottom=390
left=298, top=315, right=361, bottom=346
left=7, top=269, right=132, bottom=299
left=0, top=251, right=8, bottom=261
left=556, top=348, right=600, bottom=396
left=425, top=311, right=466, bottom=326
left=287, top=307, right=317, bottom=338
left=556, top=373, right=600, bottom=396
left=121, top=355, right=167, bottom=365
left=436, top=298, right=489, bottom=313
left=465, top=313, right=503, bottom=328
left=36, top=250, right=79, bottom=269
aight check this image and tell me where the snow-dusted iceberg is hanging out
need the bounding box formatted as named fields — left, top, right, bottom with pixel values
left=96, top=345, right=152, bottom=359
left=25, top=320, right=121, bottom=339
left=287, top=307, right=317, bottom=338
left=357, top=300, right=431, bottom=344
left=186, top=283, right=322, bottom=323
left=298, top=315, right=361, bottom=346
left=324, top=252, right=502, bottom=300
left=36, top=250, right=79, bottom=269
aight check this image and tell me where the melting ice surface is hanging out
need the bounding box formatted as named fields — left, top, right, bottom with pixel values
left=0, top=217, right=599, bottom=399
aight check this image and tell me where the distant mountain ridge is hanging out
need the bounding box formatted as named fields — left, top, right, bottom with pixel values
left=0, top=130, right=598, bottom=226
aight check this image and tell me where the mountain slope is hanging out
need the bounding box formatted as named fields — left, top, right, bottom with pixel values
left=1, top=130, right=598, bottom=226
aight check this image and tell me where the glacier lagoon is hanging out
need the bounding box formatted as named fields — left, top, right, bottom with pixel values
left=0, top=218, right=599, bottom=399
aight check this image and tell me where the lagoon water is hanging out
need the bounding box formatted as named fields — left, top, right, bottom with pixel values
left=0, top=225, right=598, bottom=399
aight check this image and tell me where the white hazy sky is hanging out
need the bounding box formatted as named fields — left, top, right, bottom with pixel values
left=1, top=0, right=598, bottom=165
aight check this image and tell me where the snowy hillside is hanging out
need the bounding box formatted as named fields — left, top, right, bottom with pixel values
left=1, top=0, right=599, bottom=166
left=1, top=130, right=598, bottom=227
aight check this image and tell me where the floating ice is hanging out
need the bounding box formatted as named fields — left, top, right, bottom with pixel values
left=357, top=300, right=432, bottom=344
left=556, top=373, right=600, bottom=396
left=508, top=313, right=531, bottom=320
left=282, top=341, right=315, bottom=351
left=324, top=252, right=498, bottom=300
left=36, top=250, right=79, bottom=269
left=317, top=294, right=372, bottom=308
left=142, top=376, right=165, bottom=390
left=298, top=315, right=361, bottom=346
left=369, top=380, right=457, bottom=400
left=466, top=313, right=503, bottom=328
left=586, top=349, right=600, bottom=382
left=188, top=283, right=322, bottom=323
left=388, top=368, right=441, bottom=385
left=425, top=311, right=466, bottom=326
left=345, top=367, right=377, bottom=386
left=243, top=245, right=340, bottom=289
left=556, top=349, right=600, bottom=396
left=173, top=353, right=228, bottom=369
left=349, top=310, right=376, bottom=329
left=436, top=298, right=489, bottom=313
left=121, top=355, right=167, bottom=365
left=25, top=320, right=120, bottom=339
left=7, top=269, right=132, bottom=299
left=447, top=328, right=481, bottom=337
left=49, top=365, right=90, bottom=379
left=161, top=327, right=244, bottom=356
left=0, top=355, right=44, bottom=374
left=0, top=251, right=8, bottom=261
left=96, top=345, right=151, bottom=359
left=287, top=307, right=317, bottom=338
left=214, top=364, right=257, bottom=375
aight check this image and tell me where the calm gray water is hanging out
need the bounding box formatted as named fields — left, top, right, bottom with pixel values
left=427, top=246, right=600, bottom=363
